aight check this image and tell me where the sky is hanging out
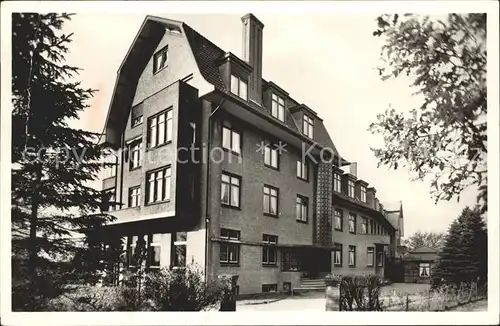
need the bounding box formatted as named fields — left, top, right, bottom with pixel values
left=61, top=12, right=479, bottom=237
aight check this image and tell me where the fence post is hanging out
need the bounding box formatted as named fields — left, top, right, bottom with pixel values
left=325, top=277, right=341, bottom=311
left=405, top=294, right=409, bottom=311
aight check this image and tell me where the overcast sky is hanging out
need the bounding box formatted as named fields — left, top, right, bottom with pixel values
left=62, top=12, right=479, bottom=237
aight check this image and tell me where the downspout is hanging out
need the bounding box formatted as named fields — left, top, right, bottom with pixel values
left=204, top=99, right=226, bottom=278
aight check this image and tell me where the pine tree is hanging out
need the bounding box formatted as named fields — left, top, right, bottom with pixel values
left=11, top=13, right=114, bottom=310
left=432, top=206, right=487, bottom=288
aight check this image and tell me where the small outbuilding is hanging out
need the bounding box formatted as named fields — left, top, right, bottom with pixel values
left=402, top=246, right=439, bottom=283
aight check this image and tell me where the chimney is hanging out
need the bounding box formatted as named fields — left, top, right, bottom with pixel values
left=349, top=162, right=357, bottom=177
left=241, top=13, right=264, bottom=105
left=367, top=187, right=377, bottom=208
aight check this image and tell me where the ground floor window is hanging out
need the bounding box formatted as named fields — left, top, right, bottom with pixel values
left=172, top=232, right=187, bottom=268
left=377, top=250, right=384, bottom=267
left=262, top=284, right=278, bottom=293
left=281, top=249, right=301, bottom=271
left=367, top=247, right=374, bottom=267
left=220, top=228, right=240, bottom=265
left=348, top=245, right=356, bottom=267
left=419, top=263, right=430, bottom=277
left=333, top=244, right=343, bottom=266
left=149, top=234, right=162, bottom=269
left=262, top=234, right=278, bottom=266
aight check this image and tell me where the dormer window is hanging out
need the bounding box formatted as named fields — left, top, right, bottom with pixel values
left=153, top=46, right=168, bottom=73
left=361, top=186, right=367, bottom=202
left=231, top=75, right=248, bottom=100
left=271, top=94, right=285, bottom=122
left=303, top=114, right=314, bottom=138
left=348, top=180, right=355, bottom=198
left=333, top=173, right=342, bottom=192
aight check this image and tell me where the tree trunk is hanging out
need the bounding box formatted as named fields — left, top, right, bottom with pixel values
left=28, top=164, right=42, bottom=279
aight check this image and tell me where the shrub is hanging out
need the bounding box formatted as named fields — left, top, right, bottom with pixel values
left=141, top=264, right=228, bottom=311
left=339, top=275, right=383, bottom=311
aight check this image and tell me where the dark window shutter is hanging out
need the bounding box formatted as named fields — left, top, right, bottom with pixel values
left=131, top=102, right=144, bottom=120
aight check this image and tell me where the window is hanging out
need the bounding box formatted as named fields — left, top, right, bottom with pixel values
left=128, top=236, right=139, bottom=268
left=220, top=228, right=240, bottom=265
left=419, top=263, right=430, bottom=277
left=128, top=186, right=141, bottom=208
left=367, top=247, right=374, bottom=266
left=128, top=235, right=147, bottom=269
left=361, top=218, right=367, bottom=234
left=333, top=173, right=341, bottom=192
left=102, top=151, right=116, bottom=179
left=303, top=114, right=314, bottom=138
left=221, top=172, right=240, bottom=208
left=296, top=195, right=308, bottom=223
left=230, top=75, right=248, bottom=100
left=262, top=234, right=278, bottom=266
left=361, top=186, right=367, bottom=202
left=377, top=251, right=384, bottom=267
left=263, top=185, right=279, bottom=216
left=271, top=93, right=285, bottom=122
left=262, top=284, right=278, bottom=293
left=334, top=209, right=343, bottom=231
left=333, top=244, right=343, bottom=266
left=103, top=188, right=116, bottom=212
left=348, top=180, right=355, bottom=198
left=146, top=166, right=171, bottom=204
left=149, top=234, right=161, bottom=269
left=153, top=46, right=168, bottom=73
left=369, top=219, right=374, bottom=234
left=264, top=143, right=279, bottom=169
left=348, top=213, right=356, bottom=233
left=348, top=246, right=356, bottom=267
left=281, top=249, right=301, bottom=271
left=297, top=159, right=309, bottom=180
left=147, top=109, right=173, bottom=148
left=129, top=138, right=142, bottom=170
left=131, top=103, right=144, bottom=127
left=172, top=232, right=187, bottom=267
left=222, top=124, right=241, bottom=155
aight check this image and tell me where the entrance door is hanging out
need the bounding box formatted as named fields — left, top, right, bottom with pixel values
left=302, top=248, right=331, bottom=278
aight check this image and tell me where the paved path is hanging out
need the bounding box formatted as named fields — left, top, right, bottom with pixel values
left=238, top=297, right=326, bottom=311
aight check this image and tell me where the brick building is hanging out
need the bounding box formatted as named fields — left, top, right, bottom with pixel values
left=97, top=14, right=404, bottom=294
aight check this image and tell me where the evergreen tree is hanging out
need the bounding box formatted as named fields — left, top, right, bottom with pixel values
left=11, top=13, right=114, bottom=310
left=432, top=206, right=487, bottom=288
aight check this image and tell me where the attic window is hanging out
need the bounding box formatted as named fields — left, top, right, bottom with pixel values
left=303, top=114, right=314, bottom=139
left=271, top=94, right=285, bottom=122
left=153, top=46, right=168, bottom=73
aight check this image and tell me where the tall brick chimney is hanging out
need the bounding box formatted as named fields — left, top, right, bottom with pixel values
left=241, top=13, right=264, bottom=105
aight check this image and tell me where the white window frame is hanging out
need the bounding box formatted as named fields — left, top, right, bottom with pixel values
left=334, top=209, right=343, bottom=231
left=271, top=93, right=285, bottom=122
left=303, top=114, right=314, bottom=138
left=296, top=195, right=308, bottom=222
left=348, top=213, right=356, bottom=233
left=419, top=263, right=430, bottom=277
left=263, top=185, right=279, bottom=216
left=360, top=186, right=367, bottom=202
left=222, top=124, right=241, bottom=155
left=146, top=166, right=171, bottom=204
left=153, top=46, right=168, bottom=73
left=348, top=246, right=356, bottom=267
left=264, top=143, right=279, bottom=169
left=148, top=109, right=173, bottom=148
left=333, top=246, right=342, bottom=266
left=172, top=232, right=187, bottom=268
left=367, top=247, right=375, bottom=267
left=348, top=180, right=355, bottom=198
left=333, top=173, right=342, bottom=192
left=149, top=234, right=162, bottom=269
left=221, top=172, right=241, bottom=208
left=297, top=159, right=308, bottom=180
left=230, top=75, right=248, bottom=100
left=128, top=138, right=142, bottom=170
left=128, top=186, right=141, bottom=208
left=262, top=234, right=278, bottom=265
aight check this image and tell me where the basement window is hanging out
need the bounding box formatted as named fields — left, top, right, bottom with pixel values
left=153, top=46, right=168, bottom=73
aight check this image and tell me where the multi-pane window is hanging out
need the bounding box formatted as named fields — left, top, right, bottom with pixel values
left=367, top=247, right=375, bottom=267
left=262, top=234, right=278, bottom=265
left=262, top=284, right=278, bottom=293
left=419, top=263, right=430, bottom=277
left=102, top=152, right=116, bottom=179
left=146, top=166, right=171, bottom=204
left=148, top=109, right=173, bottom=148
left=263, top=185, right=279, bottom=216
left=377, top=251, right=384, bottom=267
left=230, top=75, right=248, bottom=100
left=281, top=249, right=301, bottom=271
left=220, top=228, right=240, bottom=264
left=333, top=245, right=342, bottom=266
left=348, top=180, right=355, bottom=198
left=221, top=172, right=240, bottom=208
left=128, top=186, right=141, bottom=208
left=131, top=103, right=144, bottom=127
left=153, top=46, right=168, bottom=73
left=369, top=219, right=374, bottom=234
left=361, top=218, right=368, bottom=234
left=129, top=138, right=142, bottom=170
left=172, top=232, right=187, bottom=267
left=334, top=209, right=343, bottom=231
left=303, top=114, right=314, bottom=138
left=333, top=173, right=341, bottom=192
left=149, top=234, right=161, bottom=269
left=271, top=93, right=285, bottom=122
left=296, top=195, right=308, bottom=223
left=296, top=159, right=309, bottom=180
left=361, top=186, right=367, bottom=202
left=348, top=213, right=356, bottom=233
left=348, top=245, right=356, bottom=267
left=222, top=124, right=241, bottom=155
left=264, top=143, right=279, bottom=169
left=103, top=188, right=116, bottom=212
